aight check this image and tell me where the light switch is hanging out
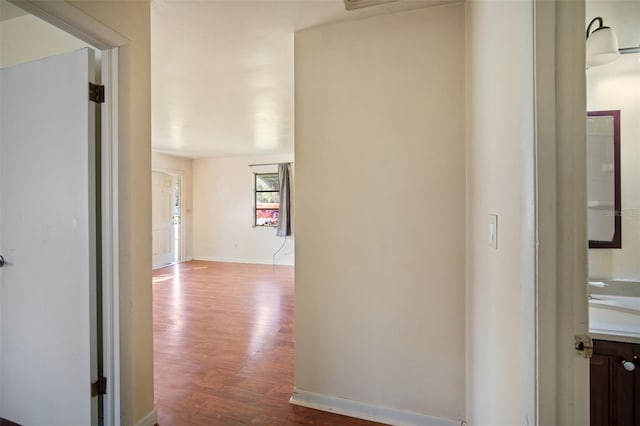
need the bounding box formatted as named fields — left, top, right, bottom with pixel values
left=489, top=214, right=498, bottom=249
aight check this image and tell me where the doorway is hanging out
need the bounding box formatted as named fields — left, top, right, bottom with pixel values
left=0, top=1, right=124, bottom=425
left=585, top=2, right=640, bottom=425
left=152, top=171, right=183, bottom=268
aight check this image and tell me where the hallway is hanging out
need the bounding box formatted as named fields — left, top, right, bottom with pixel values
left=153, top=261, right=382, bottom=425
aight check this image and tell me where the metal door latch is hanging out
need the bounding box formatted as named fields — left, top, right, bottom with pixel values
left=575, top=335, right=594, bottom=359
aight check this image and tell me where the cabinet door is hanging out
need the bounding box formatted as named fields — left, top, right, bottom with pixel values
left=636, top=344, right=640, bottom=426
left=590, top=340, right=637, bottom=426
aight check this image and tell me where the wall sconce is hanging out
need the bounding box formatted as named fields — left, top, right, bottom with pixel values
left=586, top=17, right=620, bottom=68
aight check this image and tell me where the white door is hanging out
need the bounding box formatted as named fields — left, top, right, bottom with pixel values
left=0, top=48, right=98, bottom=425
left=152, top=171, right=175, bottom=268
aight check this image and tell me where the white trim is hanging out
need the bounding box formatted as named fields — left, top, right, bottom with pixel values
left=152, top=261, right=180, bottom=271
left=152, top=166, right=186, bottom=177
left=111, top=48, right=121, bottom=426
left=534, top=2, right=558, bottom=424
left=152, top=258, right=194, bottom=270
left=193, top=256, right=294, bottom=266
left=101, top=47, right=120, bottom=426
left=133, top=408, right=157, bottom=426
left=535, top=1, right=590, bottom=424
left=290, top=388, right=461, bottom=426
left=7, top=0, right=129, bottom=49
left=520, top=1, right=537, bottom=424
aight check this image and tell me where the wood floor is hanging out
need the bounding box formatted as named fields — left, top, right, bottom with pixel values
left=153, top=261, right=384, bottom=426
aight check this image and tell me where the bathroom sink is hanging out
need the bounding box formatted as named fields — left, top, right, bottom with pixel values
left=589, top=295, right=640, bottom=339
left=589, top=294, right=640, bottom=311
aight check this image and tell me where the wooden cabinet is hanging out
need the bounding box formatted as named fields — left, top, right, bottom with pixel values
left=590, top=339, right=640, bottom=425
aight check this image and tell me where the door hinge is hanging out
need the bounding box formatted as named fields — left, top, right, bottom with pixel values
left=575, top=335, right=594, bottom=359
left=89, top=83, right=105, bottom=104
left=91, top=376, right=107, bottom=397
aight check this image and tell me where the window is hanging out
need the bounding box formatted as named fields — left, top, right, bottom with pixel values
left=255, top=173, right=280, bottom=227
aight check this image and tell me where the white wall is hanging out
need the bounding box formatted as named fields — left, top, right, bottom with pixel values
left=193, top=154, right=294, bottom=266
left=586, top=0, right=640, bottom=281
left=294, top=4, right=465, bottom=423
left=466, top=0, right=535, bottom=425
left=152, top=151, right=194, bottom=261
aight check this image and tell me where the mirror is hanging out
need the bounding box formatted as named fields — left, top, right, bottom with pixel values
left=587, top=110, right=621, bottom=249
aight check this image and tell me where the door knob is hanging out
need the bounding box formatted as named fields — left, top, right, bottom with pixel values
left=621, top=360, right=636, bottom=372
left=0, top=255, right=4, bottom=267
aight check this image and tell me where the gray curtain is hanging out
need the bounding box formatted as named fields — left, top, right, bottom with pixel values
left=276, top=163, right=292, bottom=237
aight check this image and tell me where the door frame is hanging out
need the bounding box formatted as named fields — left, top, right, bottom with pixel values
left=99, top=47, right=121, bottom=426
left=151, top=169, right=184, bottom=267
left=7, top=2, right=126, bottom=425
left=535, top=0, right=589, bottom=425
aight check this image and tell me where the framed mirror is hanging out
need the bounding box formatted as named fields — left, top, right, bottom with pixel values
left=587, top=110, right=621, bottom=248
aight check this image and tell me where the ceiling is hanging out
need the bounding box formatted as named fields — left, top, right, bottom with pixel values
left=9, top=0, right=635, bottom=159
left=151, top=0, right=450, bottom=158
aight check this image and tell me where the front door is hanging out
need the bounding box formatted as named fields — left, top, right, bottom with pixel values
left=0, top=48, right=98, bottom=425
left=152, top=171, right=177, bottom=268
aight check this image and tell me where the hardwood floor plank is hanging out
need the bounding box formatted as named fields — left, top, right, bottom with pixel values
left=153, top=261, right=385, bottom=426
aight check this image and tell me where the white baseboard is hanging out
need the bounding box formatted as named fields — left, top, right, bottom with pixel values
left=152, top=258, right=195, bottom=270
left=193, top=256, right=294, bottom=266
left=290, top=388, right=461, bottom=426
left=134, top=407, right=157, bottom=426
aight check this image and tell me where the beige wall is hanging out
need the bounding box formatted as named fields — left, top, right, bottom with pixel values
left=466, top=0, right=535, bottom=424
left=0, top=12, right=89, bottom=68
left=193, top=154, right=294, bottom=266
left=152, top=151, right=194, bottom=261
left=294, top=4, right=465, bottom=421
left=67, top=1, right=153, bottom=424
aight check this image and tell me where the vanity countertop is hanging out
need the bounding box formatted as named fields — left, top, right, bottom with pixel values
left=590, top=294, right=640, bottom=344
left=590, top=331, right=640, bottom=345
